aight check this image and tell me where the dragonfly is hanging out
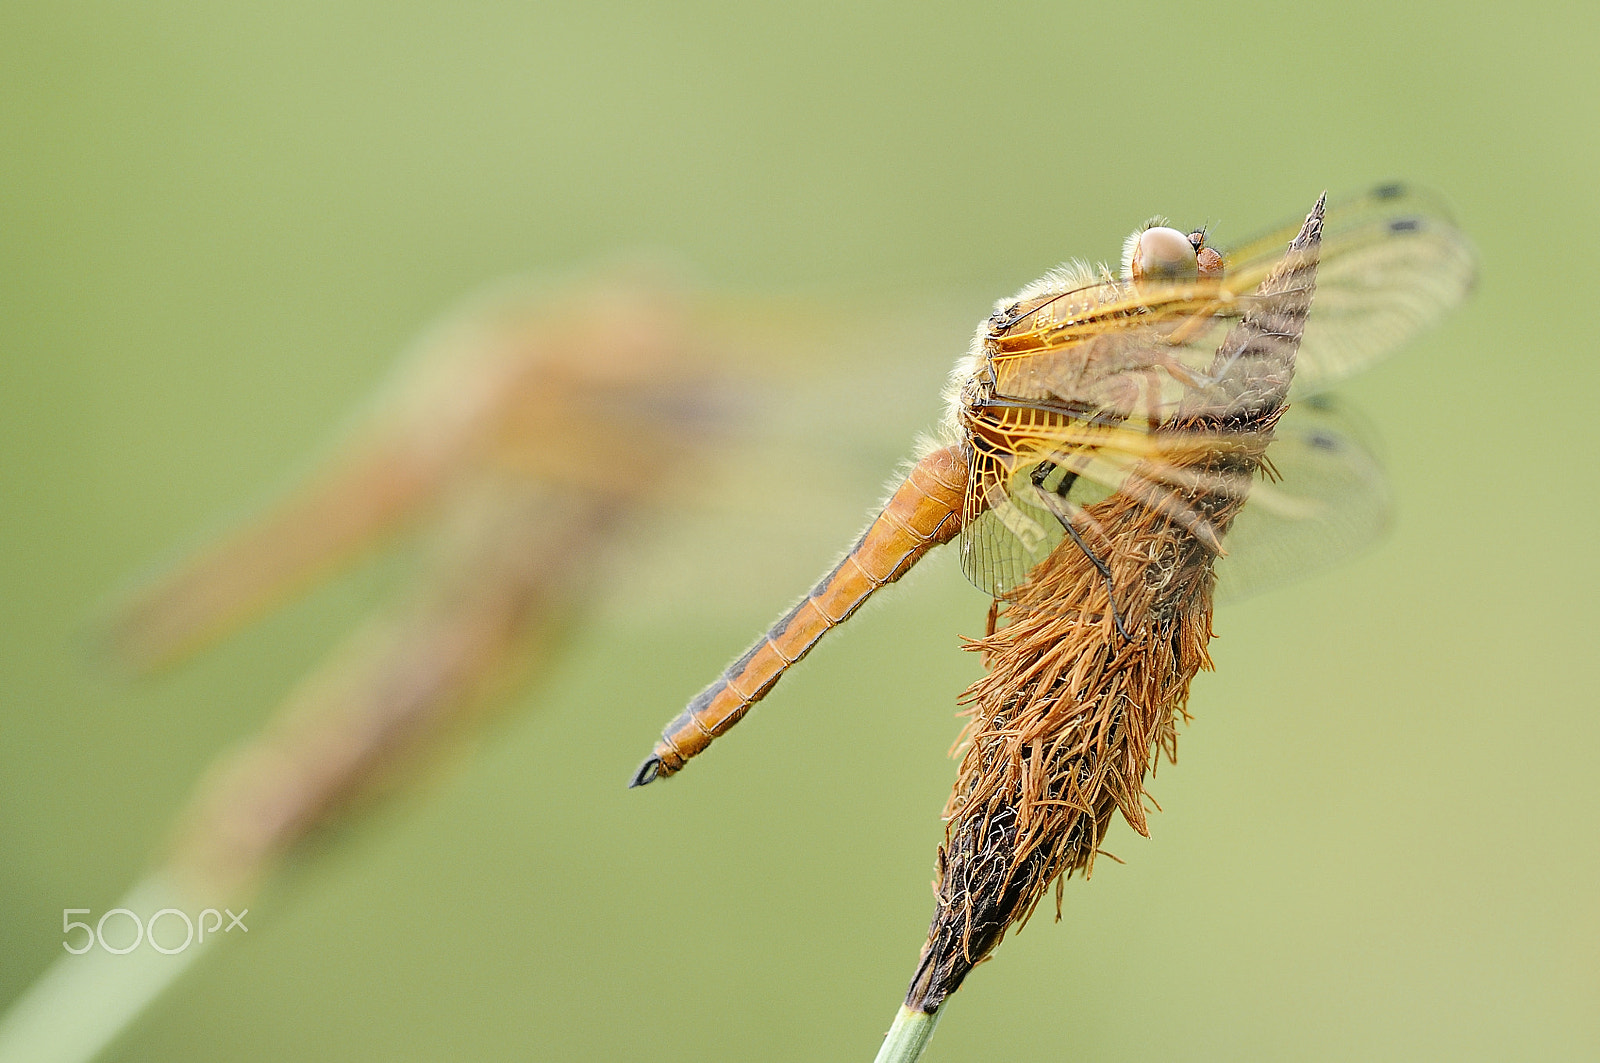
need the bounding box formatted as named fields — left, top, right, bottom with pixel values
left=3, top=270, right=785, bottom=1063
left=100, top=269, right=747, bottom=899
left=629, top=185, right=1475, bottom=1019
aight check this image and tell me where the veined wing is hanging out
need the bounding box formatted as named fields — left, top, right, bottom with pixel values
left=958, top=395, right=1388, bottom=605
left=960, top=416, right=1151, bottom=596
left=981, top=182, right=1473, bottom=418
left=959, top=185, right=1466, bottom=602
left=962, top=194, right=1326, bottom=596
left=1220, top=183, right=1477, bottom=397
left=1212, top=394, right=1389, bottom=604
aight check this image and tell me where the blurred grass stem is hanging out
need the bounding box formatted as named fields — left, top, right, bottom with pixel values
left=0, top=874, right=209, bottom=1063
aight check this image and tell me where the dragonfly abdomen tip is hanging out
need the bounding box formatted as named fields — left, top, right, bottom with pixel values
left=628, top=756, right=663, bottom=788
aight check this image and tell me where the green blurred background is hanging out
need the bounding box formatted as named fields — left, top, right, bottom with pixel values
left=4, top=2, right=1597, bottom=1060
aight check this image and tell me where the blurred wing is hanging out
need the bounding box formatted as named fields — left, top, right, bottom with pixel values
left=100, top=270, right=711, bottom=672
left=1213, top=394, right=1390, bottom=604
left=102, top=434, right=457, bottom=672
left=1222, top=183, right=1477, bottom=397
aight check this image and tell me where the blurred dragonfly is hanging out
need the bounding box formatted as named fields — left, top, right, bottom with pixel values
left=3, top=266, right=816, bottom=1063
left=629, top=185, right=1475, bottom=1046
left=103, top=265, right=760, bottom=900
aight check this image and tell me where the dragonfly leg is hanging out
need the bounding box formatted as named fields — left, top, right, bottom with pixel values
left=630, top=443, right=970, bottom=786
left=1029, top=462, right=1132, bottom=642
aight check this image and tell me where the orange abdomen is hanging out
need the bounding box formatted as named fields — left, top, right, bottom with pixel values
left=631, top=444, right=968, bottom=786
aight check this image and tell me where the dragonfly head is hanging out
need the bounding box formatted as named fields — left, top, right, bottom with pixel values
left=1124, top=224, right=1196, bottom=283
left=1123, top=223, right=1225, bottom=284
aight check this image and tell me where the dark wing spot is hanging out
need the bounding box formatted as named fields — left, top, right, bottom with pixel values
left=1389, top=217, right=1421, bottom=233
left=1372, top=182, right=1405, bottom=200
left=1307, top=432, right=1339, bottom=451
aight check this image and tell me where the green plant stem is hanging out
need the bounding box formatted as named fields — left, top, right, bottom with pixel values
left=0, top=874, right=210, bottom=1063
left=873, top=1004, right=944, bottom=1063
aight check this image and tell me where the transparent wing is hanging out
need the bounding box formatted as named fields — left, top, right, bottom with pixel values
left=960, top=421, right=1140, bottom=597
left=957, top=184, right=1467, bottom=603
left=1212, top=394, right=1390, bottom=604
left=958, top=395, right=1389, bottom=603
left=980, top=182, right=1474, bottom=416
left=960, top=444, right=1068, bottom=596
left=1222, top=183, right=1477, bottom=397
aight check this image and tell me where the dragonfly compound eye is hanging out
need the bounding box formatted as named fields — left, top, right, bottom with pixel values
left=1126, top=225, right=1200, bottom=283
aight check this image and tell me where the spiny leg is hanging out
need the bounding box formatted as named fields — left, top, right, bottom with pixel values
left=1028, top=461, right=1132, bottom=642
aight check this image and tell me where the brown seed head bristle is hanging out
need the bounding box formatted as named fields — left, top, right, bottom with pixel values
left=906, top=476, right=1225, bottom=1012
